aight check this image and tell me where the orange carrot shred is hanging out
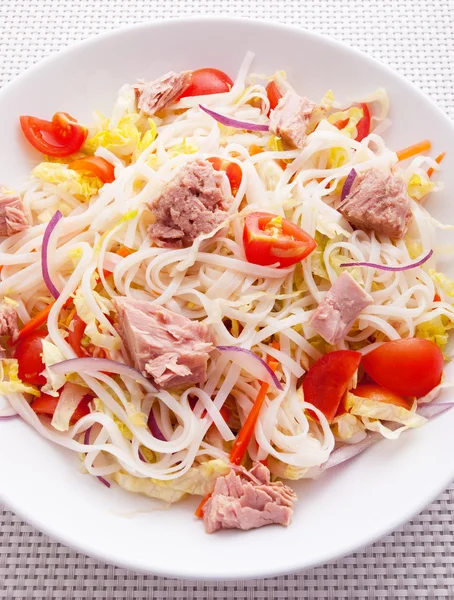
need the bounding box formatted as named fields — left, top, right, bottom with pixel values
left=249, top=144, right=264, bottom=156
left=14, top=297, right=72, bottom=344
left=116, top=246, right=133, bottom=258
left=194, top=492, right=211, bottom=519
left=396, top=140, right=431, bottom=162
left=427, top=152, right=446, bottom=178
left=196, top=343, right=281, bottom=520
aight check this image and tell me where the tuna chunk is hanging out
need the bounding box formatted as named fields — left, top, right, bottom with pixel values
left=0, top=193, right=29, bottom=236
left=269, top=91, right=316, bottom=149
left=338, top=168, right=412, bottom=239
left=0, top=302, right=19, bottom=354
left=148, top=159, right=229, bottom=249
left=135, top=71, right=191, bottom=115
left=114, top=296, right=215, bottom=388
left=310, top=272, right=373, bottom=345
left=203, top=463, right=297, bottom=533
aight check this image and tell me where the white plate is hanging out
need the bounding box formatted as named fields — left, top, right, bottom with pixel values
left=0, top=17, right=453, bottom=581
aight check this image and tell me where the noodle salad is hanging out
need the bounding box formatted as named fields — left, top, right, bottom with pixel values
left=0, top=53, right=453, bottom=533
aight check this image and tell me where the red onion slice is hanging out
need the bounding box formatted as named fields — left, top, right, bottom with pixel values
left=309, top=401, right=454, bottom=478
left=0, top=414, right=18, bottom=421
left=0, top=405, right=17, bottom=418
left=83, top=425, right=111, bottom=488
left=340, top=168, right=357, bottom=201
left=50, top=357, right=157, bottom=394
left=417, top=402, right=454, bottom=419
left=97, top=476, right=111, bottom=488
left=42, top=210, right=63, bottom=299
left=200, top=105, right=270, bottom=132
left=217, top=346, right=283, bottom=390
left=148, top=407, right=167, bottom=441
left=340, top=249, right=433, bottom=271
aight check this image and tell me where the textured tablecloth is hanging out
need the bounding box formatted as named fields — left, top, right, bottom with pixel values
left=1, top=1, right=454, bottom=598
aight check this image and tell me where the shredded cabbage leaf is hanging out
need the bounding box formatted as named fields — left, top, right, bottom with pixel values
left=113, top=459, right=230, bottom=503
left=345, top=392, right=427, bottom=439
left=331, top=412, right=367, bottom=443
left=73, top=288, right=120, bottom=352
left=429, top=269, right=454, bottom=298
left=408, top=173, right=435, bottom=201
left=416, top=315, right=454, bottom=350
left=267, top=456, right=308, bottom=480
left=0, top=359, right=40, bottom=397
left=32, top=163, right=102, bottom=202
left=84, top=113, right=156, bottom=159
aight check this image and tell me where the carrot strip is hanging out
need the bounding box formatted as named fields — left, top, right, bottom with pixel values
left=427, top=152, right=446, bottom=178
left=116, top=246, right=133, bottom=258
left=15, top=297, right=72, bottom=343
left=396, top=140, right=431, bottom=162
left=249, top=144, right=264, bottom=156
left=195, top=343, right=280, bottom=519
left=194, top=493, right=211, bottom=519
left=229, top=346, right=279, bottom=466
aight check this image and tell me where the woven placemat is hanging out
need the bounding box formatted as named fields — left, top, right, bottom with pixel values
left=1, top=1, right=454, bottom=598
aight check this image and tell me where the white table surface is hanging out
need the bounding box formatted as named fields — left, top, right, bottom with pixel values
left=1, top=1, right=454, bottom=598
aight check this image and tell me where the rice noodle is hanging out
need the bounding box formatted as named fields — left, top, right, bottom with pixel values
left=0, top=52, right=450, bottom=498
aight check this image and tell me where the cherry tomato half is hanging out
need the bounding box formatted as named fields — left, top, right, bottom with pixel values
left=20, top=112, right=88, bottom=157
left=353, top=383, right=412, bottom=410
left=14, top=330, right=47, bottom=386
left=355, top=102, right=371, bottom=142
left=243, top=212, right=316, bottom=268
left=207, top=157, right=242, bottom=196
left=180, top=68, right=233, bottom=98
left=362, top=339, right=443, bottom=398
left=266, top=81, right=283, bottom=112
left=303, top=350, right=362, bottom=422
left=31, top=391, right=92, bottom=423
left=69, top=156, right=115, bottom=184
left=67, top=314, right=88, bottom=358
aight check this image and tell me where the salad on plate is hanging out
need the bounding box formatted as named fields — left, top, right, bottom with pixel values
left=0, top=53, right=452, bottom=533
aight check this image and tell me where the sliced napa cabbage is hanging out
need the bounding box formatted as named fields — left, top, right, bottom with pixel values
left=84, top=113, right=156, bottom=159
left=267, top=456, right=308, bottom=480
left=331, top=412, right=367, bottom=443
left=408, top=173, right=435, bottom=201
left=320, top=89, right=335, bottom=110
left=0, top=359, right=40, bottom=397
left=113, top=459, right=230, bottom=503
left=326, top=147, right=348, bottom=169
left=40, top=340, right=67, bottom=396
left=345, top=392, right=427, bottom=439
left=51, top=382, right=88, bottom=432
left=32, top=163, right=103, bottom=202
left=429, top=269, right=454, bottom=298
left=73, top=288, right=120, bottom=352
left=416, top=314, right=454, bottom=351
left=327, top=107, right=363, bottom=138
left=310, top=232, right=329, bottom=280
left=167, top=138, right=199, bottom=158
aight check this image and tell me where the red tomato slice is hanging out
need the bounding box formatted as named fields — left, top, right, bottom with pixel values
left=303, top=350, right=362, bottom=422
left=266, top=81, right=283, bottom=112
left=353, top=383, right=412, bottom=410
left=67, top=314, right=89, bottom=358
left=207, top=157, right=243, bottom=196
left=20, top=112, right=88, bottom=157
left=243, top=212, right=316, bottom=268
left=355, top=103, right=371, bottom=142
left=180, top=68, right=233, bottom=98
left=69, top=156, right=115, bottom=183
left=13, top=330, right=47, bottom=386
left=362, top=339, right=443, bottom=398
left=31, top=391, right=91, bottom=423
